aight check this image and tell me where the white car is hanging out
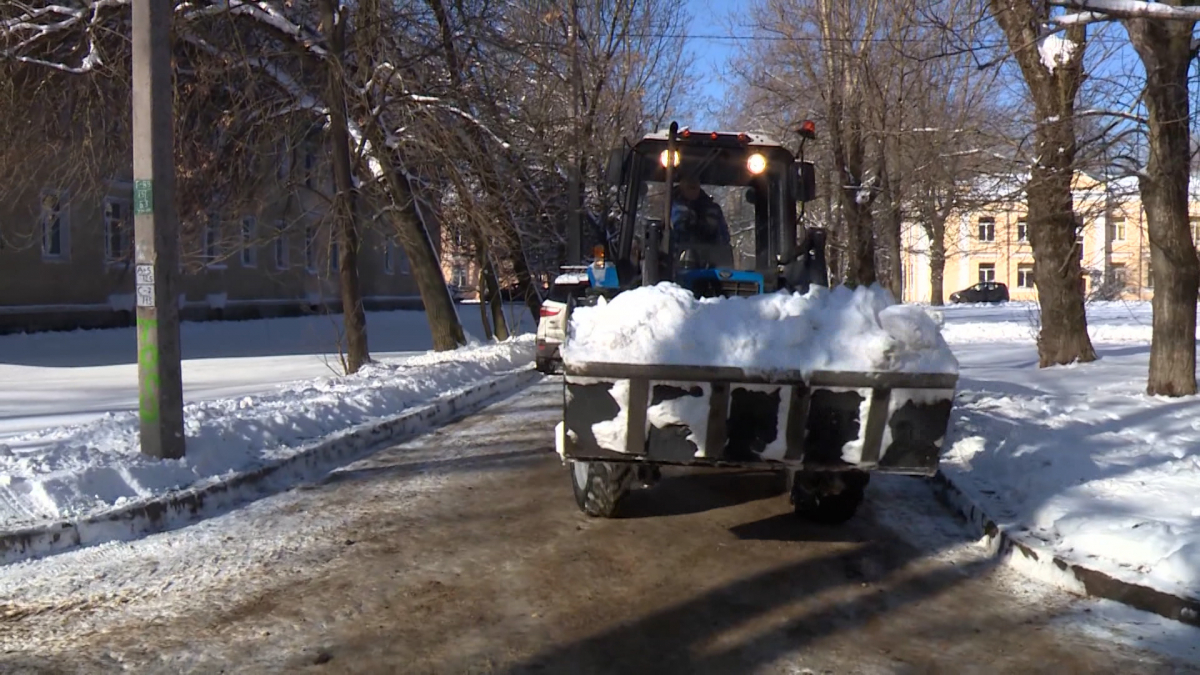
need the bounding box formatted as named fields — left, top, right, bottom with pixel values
left=535, top=270, right=590, bottom=373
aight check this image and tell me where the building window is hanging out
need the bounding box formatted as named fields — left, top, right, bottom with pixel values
left=203, top=217, right=221, bottom=266
left=1111, top=263, right=1127, bottom=286
left=1016, top=218, right=1027, bottom=242
left=40, top=190, right=67, bottom=258
left=978, top=263, right=996, bottom=284
left=240, top=216, right=257, bottom=267
left=1191, top=217, right=1200, bottom=245
left=384, top=238, right=395, bottom=275
left=103, top=198, right=131, bottom=263
left=1109, top=216, right=1126, bottom=242
left=1146, top=262, right=1154, bottom=289
left=273, top=221, right=288, bottom=270
left=977, top=216, right=995, bottom=242
left=304, top=225, right=317, bottom=273
left=1017, top=264, right=1034, bottom=288
left=1075, top=232, right=1084, bottom=262
left=399, top=245, right=410, bottom=275
left=329, top=236, right=339, bottom=273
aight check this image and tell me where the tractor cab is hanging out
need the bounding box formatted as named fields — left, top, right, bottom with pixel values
left=598, top=124, right=826, bottom=299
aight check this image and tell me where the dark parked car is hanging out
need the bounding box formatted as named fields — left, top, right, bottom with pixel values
left=949, top=281, right=1009, bottom=304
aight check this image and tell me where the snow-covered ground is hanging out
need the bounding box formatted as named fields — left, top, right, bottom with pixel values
left=938, top=299, right=1200, bottom=603
left=0, top=306, right=535, bottom=530
left=0, top=305, right=535, bottom=438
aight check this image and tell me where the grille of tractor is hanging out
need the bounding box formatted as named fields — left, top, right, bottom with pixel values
left=720, top=280, right=759, bottom=297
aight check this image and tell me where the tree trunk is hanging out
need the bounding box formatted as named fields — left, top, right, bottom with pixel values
left=1026, top=129, right=1095, bottom=366
left=477, top=266, right=494, bottom=341
left=929, top=217, right=946, bottom=306
left=844, top=203, right=878, bottom=287
left=988, top=1, right=1095, bottom=367
left=831, top=124, right=877, bottom=287
left=499, top=222, right=544, bottom=323
left=386, top=182, right=466, bottom=351
left=1126, top=15, right=1199, bottom=396
left=886, top=212, right=904, bottom=299
left=487, top=263, right=510, bottom=341
left=474, top=231, right=511, bottom=341
left=321, top=0, right=369, bottom=373
left=878, top=158, right=904, bottom=299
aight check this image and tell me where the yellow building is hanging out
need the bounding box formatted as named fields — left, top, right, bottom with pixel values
left=900, top=172, right=1186, bottom=304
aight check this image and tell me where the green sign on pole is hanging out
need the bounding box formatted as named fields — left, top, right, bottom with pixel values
left=134, top=179, right=153, bottom=215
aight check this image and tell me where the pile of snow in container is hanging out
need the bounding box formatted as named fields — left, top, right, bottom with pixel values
left=561, top=282, right=958, bottom=374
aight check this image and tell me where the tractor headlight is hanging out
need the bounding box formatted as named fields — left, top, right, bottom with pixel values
left=747, top=153, right=767, bottom=175
left=659, top=149, right=681, bottom=168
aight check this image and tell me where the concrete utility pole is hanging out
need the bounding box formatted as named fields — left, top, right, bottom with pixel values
left=132, top=0, right=185, bottom=459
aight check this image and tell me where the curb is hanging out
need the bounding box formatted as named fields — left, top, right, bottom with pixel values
left=0, top=366, right=544, bottom=566
left=930, top=468, right=1200, bottom=629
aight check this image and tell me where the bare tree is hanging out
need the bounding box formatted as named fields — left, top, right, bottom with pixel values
left=982, top=0, right=1097, bottom=366
left=1050, top=0, right=1200, bottom=395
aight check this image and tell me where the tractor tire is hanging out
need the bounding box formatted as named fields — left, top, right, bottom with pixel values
left=569, top=460, right=633, bottom=518
left=792, top=470, right=869, bottom=525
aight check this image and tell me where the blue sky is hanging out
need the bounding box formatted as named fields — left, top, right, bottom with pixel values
left=685, top=0, right=741, bottom=128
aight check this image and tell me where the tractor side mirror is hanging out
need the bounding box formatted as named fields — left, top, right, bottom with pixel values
left=744, top=187, right=758, bottom=204
left=796, top=161, right=816, bottom=202
left=605, top=147, right=629, bottom=186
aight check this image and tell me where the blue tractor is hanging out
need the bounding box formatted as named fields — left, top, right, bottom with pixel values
left=558, top=123, right=959, bottom=524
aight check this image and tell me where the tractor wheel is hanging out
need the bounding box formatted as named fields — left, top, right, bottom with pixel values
left=569, top=460, right=633, bottom=518
left=792, top=470, right=869, bottom=525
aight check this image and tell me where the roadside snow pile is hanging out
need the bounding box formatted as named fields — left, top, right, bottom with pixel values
left=562, top=282, right=957, bottom=374
left=0, top=337, right=534, bottom=531
left=942, top=335, right=1200, bottom=602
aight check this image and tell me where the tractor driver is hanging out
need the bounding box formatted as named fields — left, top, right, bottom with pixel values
left=671, top=174, right=733, bottom=267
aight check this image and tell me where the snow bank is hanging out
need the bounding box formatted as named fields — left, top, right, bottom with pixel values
left=0, top=338, right=534, bottom=531
left=561, top=283, right=958, bottom=374
left=944, top=384, right=1200, bottom=601
left=939, top=299, right=1200, bottom=602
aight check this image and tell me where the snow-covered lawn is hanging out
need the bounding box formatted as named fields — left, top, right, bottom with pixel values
left=0, top=306, right=535, bottom=439
left=0, top=306, right=535, bottom=531
left=939, top=300, right=1200, bottom=602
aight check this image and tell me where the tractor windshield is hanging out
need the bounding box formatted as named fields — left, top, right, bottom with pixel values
left=635, top=182, right=754, bottom=267
left=616, top=138, right=799, bottom=277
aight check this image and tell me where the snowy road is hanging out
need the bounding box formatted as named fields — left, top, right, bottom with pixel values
left=3, top=380, right=1200, bottom=674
